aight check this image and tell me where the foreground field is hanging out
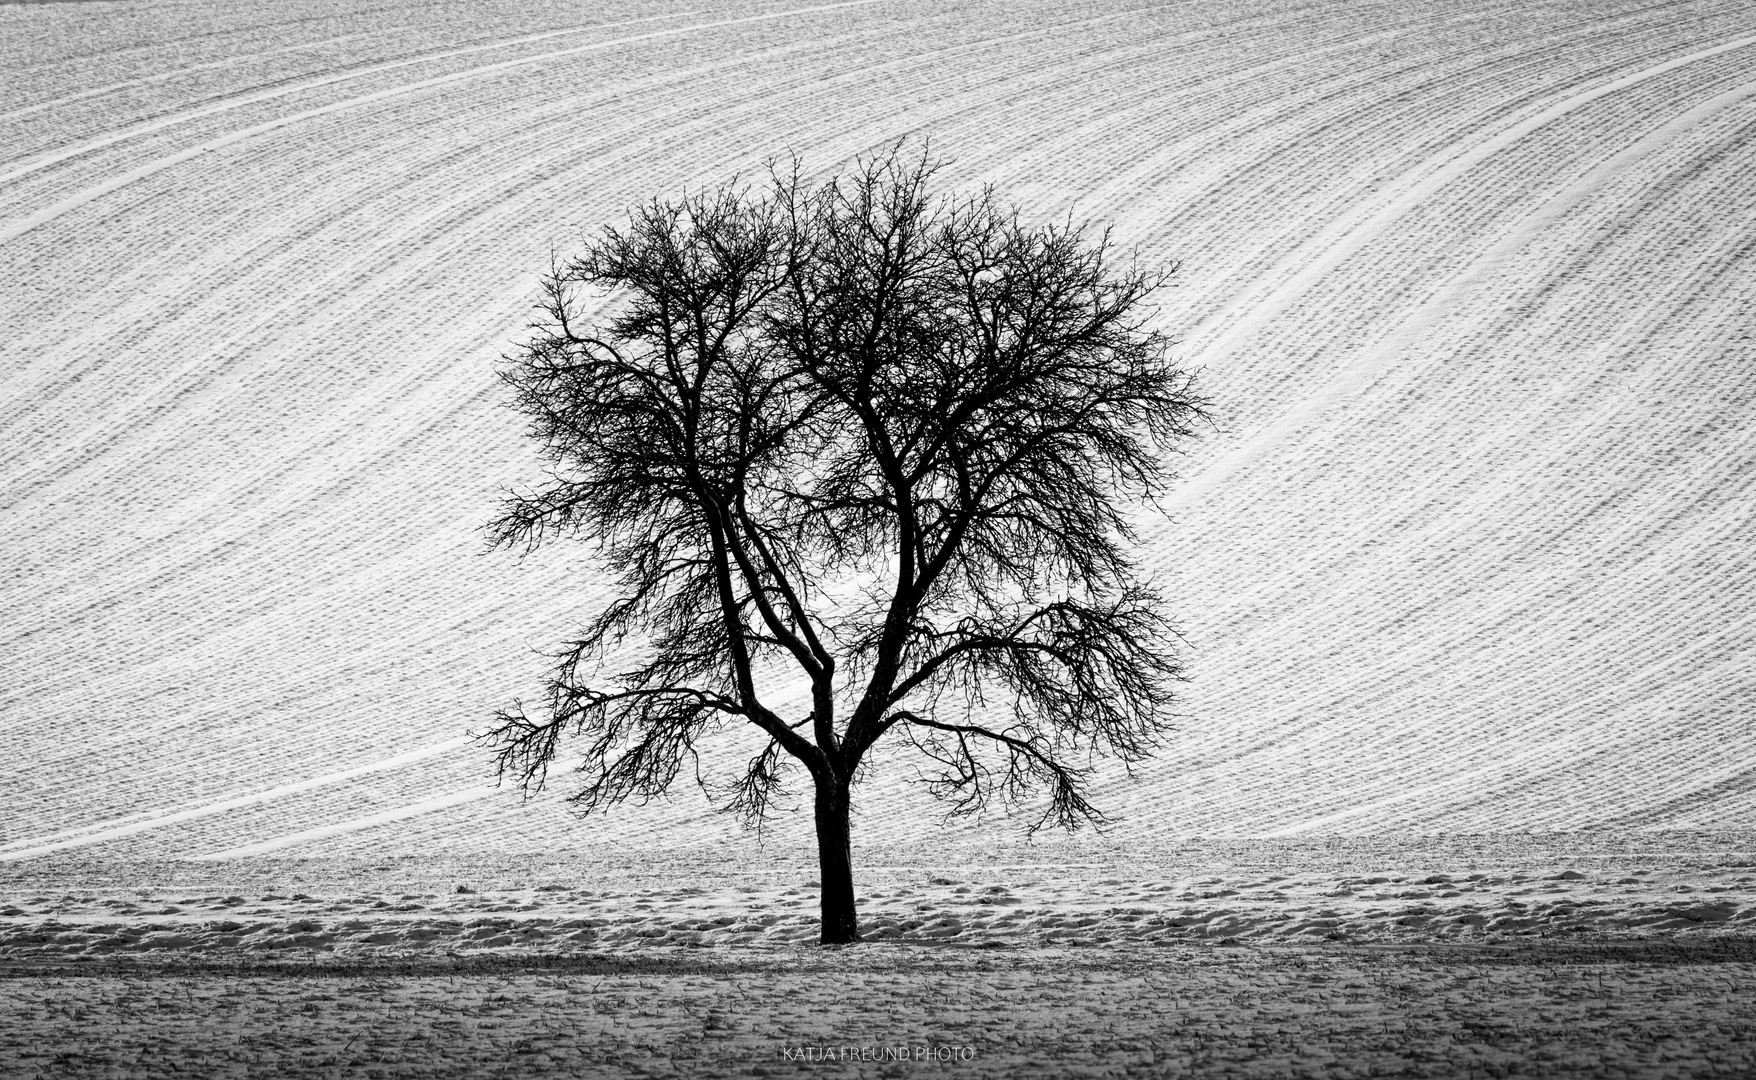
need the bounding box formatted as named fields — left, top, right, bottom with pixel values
left=2, top=838, right=1752, bottom=1076
left=6, top=943, right=1755, bottom=1079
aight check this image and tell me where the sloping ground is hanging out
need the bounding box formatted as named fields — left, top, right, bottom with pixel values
left=1, top=0, right=1752, bottom=863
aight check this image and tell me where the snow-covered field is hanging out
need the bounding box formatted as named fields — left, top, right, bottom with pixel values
left=2, top=0, right=1753, bottom=872
left=4, top=3, right=1755, bottom=1073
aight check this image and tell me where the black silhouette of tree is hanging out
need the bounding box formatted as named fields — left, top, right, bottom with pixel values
left=484, top=145, right=1207, bottom=944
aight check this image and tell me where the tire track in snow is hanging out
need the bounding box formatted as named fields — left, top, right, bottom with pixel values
left=0, top=12, right=696, bottom=178
left=0, top=0, right=887, bottom=244
left=188, top=786, right=501, bottom=860
left=1169, top=110, right=1756, bottom=834
left=1162, top=72, right=1756, bottom=636
left=0, top=26, right=411, bottom=126
left=1164, top=34, right=1756, bottom=513
left=1259, top=613, right=1756, bottom=836
left=0, top=736, right=471, bottom=862
left=1112, top=44, right=1756, bottom=836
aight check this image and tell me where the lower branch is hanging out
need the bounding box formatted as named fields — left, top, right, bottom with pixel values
left=478, top=685, right=742, bottom=814
left=897, top=711, right=1103, bottom=834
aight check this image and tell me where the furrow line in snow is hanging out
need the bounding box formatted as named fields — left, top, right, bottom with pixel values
left=0, top=1, right=1174, bottom=550
left=1163, top=34, right=1756, bottom=513
left=1180, top=28, right=1756, bottom=364
left=0, top=26, right=413, bottom=126
left=0, top=0, right=888, bottom=244
left=187, top=786, right=502, bottom=860
left=0, top=737, right=472, bottom=861
left=1168, top=71, right=1756, bottom=527
left=1258, top=609, right=1756, bottom=836
left=0, top=12, right=697, bottom=177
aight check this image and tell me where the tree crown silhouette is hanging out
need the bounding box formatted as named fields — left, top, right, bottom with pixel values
left=485, top=145, right=1207, bottom=943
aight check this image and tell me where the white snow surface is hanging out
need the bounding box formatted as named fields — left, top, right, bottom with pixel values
left=1, top=0, right=1752, bottom=862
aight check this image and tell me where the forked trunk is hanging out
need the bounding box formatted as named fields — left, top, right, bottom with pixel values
left=814, top=775, right=860, bottom=944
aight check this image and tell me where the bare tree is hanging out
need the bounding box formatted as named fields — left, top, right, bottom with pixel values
left=484, top=145, right=1207, bottom=944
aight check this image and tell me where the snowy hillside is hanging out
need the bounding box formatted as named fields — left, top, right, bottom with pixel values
left=2, top=0, right=1752, bottom=863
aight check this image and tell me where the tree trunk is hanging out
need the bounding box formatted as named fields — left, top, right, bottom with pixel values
left=814, top=775, right=860, bottom=944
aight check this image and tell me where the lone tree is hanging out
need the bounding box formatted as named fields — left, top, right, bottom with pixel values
left=485, top=146, right=1207, bottom=944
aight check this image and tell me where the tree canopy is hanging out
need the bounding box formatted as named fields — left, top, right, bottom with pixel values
left=485, top=145, right=1207, bottom=943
